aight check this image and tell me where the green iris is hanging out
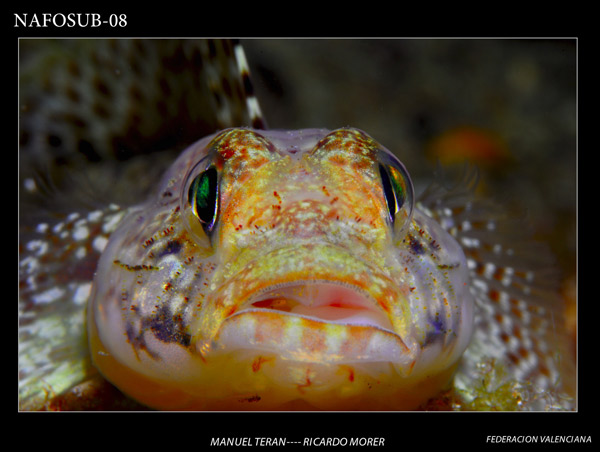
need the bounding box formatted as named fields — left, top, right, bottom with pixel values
left=188, top=165, right=219, bottom=233
left=379, top=163, right=406, bottom=224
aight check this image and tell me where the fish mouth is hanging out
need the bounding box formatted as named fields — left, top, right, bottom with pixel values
left=246, top=282, right=394, bottom=330
left=206, top=281, right=418, bottom=375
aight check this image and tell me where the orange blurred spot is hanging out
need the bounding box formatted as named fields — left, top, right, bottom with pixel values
left=427, top=126, right=512, bottom=168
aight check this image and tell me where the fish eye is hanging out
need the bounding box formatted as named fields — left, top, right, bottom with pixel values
left=188, top=165, right=219, bottom=234
left=180, top=155, right=219, bottom=248
left=377, top=151, right=414, bottom=237
left=379, top=164, right=403, bottom=223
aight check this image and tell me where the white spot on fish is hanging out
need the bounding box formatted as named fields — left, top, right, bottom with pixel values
left=75, top=246, right=87, bottom=259
left=460, top=237, right=480, bottom=248
left=24, top=178, right=37, bottom=193
left=483, top=262, right=496, bottom=279
left=73, top=225, right=89, bottom=241
left=20, top=255, right=40, bottom=275
left=88, top=210, right=103, bottom=222
left=102, top=212, right=125, bottom=234
left=36, top=223, right=49, bottom=234
left=32, top=287, right=65, bottom=305
left=472, top=278, right=488, bottom=293
left=26, top=239, right=48, bottom=256
left=73, top=283, right=92, bottom=305
left=93, top=235, right=108, bottom=253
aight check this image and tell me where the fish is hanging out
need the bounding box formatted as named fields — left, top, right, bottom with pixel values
left=18, top=39, right=574, bottom=411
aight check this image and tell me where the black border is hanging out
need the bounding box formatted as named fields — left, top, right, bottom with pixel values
left=11, top=6, right=589, bottom=450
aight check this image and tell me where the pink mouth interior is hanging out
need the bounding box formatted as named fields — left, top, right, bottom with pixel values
left=247, top=283, right=393, bottom=331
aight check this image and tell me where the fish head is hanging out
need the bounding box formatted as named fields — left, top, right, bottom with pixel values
left=88, top=127, right=474, bottom=410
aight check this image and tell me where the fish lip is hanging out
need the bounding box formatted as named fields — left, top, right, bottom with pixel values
left=211, top=309, right=417, bottom=373
left=237, top=280, right=394, bottom=331
left=191, top=243, right=420, bottom=373
left=199, top=280, right=419, bottom=373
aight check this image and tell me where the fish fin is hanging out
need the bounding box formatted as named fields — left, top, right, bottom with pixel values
left=19, top=39, right=266, bottom=205
left=418, top=164, right=575, bottom=410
